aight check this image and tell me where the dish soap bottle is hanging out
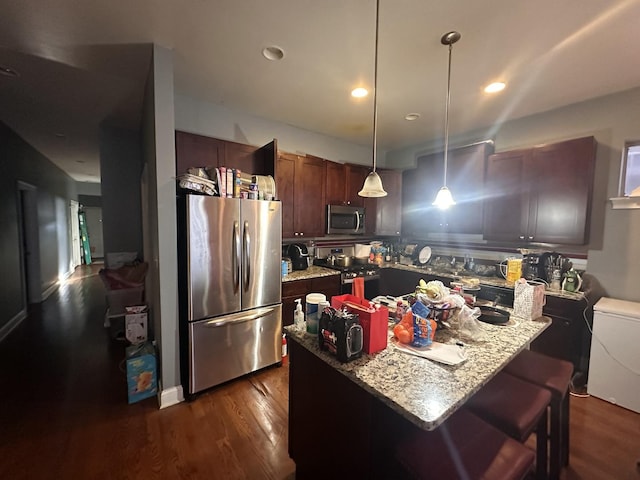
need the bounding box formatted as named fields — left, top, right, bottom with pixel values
left=294, top=298, right=305, bottom=329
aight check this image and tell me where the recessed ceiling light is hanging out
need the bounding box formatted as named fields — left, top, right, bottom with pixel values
left=0, top=64, right=20, bottom=78
left=262, top=46, right=285, bottom=61
left=351, top=87, right=368, bottom=98
left=405, top=113, right=420, bottom=121
left=76, top=160, right=85, bottom=164
left=484, top=82, right=506, bottom=93
left=55, top=133, right=66, bottom=138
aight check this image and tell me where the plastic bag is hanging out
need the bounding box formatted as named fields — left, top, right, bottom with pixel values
left=452, top=304, right=487, bottom=342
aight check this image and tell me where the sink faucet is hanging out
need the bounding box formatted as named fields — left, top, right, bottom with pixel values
left=450, top=256, right=456, bottom=267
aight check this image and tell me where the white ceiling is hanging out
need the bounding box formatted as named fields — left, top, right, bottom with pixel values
left=1, top=0, right=640, bottom=183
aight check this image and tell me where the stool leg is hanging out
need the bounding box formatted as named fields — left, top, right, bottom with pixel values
left=549, top=399, right=561, bottom=480
left=536, top=408, right=549, bottom=480
left=562, top=392, right=570, bottom=466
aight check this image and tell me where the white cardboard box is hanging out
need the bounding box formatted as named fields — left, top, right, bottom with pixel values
left=125, top=305, right=148, bottom=344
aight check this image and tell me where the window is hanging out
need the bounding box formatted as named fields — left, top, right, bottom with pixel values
left=611, top=140, right=640, bottom=209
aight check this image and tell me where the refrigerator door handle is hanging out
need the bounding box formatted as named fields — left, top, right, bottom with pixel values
left=203, top=306, right=277, bottom=328
left=233, top=221, right=241, bottom=292
left=243, top=221, right=250, bottom=291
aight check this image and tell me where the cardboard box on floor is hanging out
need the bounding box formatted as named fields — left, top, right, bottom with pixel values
left=126, top=341, right=157, bottom=404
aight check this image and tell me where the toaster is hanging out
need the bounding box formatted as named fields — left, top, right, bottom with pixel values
left=318, top=308, right=363, bottom=363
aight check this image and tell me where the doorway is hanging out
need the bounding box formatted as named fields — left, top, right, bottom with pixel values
left=83, top=206, right=104, bottom=260
left=69, top=201, right=81, bottom=269
left=17, top=182, right=42, bottom=304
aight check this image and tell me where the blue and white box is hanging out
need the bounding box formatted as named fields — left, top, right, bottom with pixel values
left=126, top=342, right=157, bottom=404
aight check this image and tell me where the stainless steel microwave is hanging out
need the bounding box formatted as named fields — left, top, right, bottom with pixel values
left=326, top=205, right=365, bottom=235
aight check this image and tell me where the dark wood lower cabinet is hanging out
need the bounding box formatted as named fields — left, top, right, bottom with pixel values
left=288, top=339, right=412, bottom=479
left=281, top=275, right=340, bottom=327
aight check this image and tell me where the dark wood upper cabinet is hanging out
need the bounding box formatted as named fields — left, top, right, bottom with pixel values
left=401, top=142, right=492, bottom=236
left=175, top=131, right=276, bottom=178
left=483, top=136, right=596, bottom=245
left=325, top=160, right=347, bottom=206
left=346, top=164, right=371, bottom=208
left=276, top=152, right=326, bottom=239
left=375, top=169, right=402, bottom=236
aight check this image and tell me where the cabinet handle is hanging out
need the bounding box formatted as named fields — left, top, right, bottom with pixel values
left=300, top=232, right=304, bottom=236
left=528, top=236, right=534, bottom=241
left=519, top=235, right=525, bottom=240
left=294, top=232, right=299, bottom=236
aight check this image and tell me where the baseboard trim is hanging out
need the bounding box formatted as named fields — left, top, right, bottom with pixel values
left=0, top=310, right=27, bottom=342
left=159, top=385, right=184, bottom=409
left=42, top=282, right=59, bottom=301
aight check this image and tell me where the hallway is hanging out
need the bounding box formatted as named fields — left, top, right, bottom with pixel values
left=0, top=265, right=294, bottom=480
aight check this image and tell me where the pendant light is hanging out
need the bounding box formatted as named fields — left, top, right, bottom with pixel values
left=432, top=31, right=461, bottom=209
left=358, top=0, right=387, bottom=198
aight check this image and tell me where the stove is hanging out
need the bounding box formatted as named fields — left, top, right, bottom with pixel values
left=328, top=264, right=381, bottom=283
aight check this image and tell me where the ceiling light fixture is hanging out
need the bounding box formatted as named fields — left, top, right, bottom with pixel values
left=485, top=81, right=506, bottom=93
left=351, top=87, right=368, bottom=98
left=405, top=113, right=420, bottom=121
left=432, top=31, right=461, bottom=210
left=262, top=46, right=285, bottom=61
left=0, top=64, right=20, bottom=78
left=359, top=0, right=387, bottom=198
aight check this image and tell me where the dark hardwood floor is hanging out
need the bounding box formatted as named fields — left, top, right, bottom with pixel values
left=0, top=265, right=638, bottom=479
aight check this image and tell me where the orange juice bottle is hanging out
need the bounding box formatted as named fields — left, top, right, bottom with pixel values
left=506, top=258, right=523, bottom=284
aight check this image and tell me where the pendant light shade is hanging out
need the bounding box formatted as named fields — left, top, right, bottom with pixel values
left=432, top=31, right=460, bottom=210
left=359, top=0, right=387, bottom=198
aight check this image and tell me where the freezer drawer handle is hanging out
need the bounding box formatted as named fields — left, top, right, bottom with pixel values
left=243, top=221, right=250, bottom=291
left=233, top=221, right=241, bottom=292
left=203, top=307, right=276, bottom=328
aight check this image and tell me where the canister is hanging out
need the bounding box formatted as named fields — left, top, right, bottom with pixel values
left=305, top=293, right=327, bottom=335
left=506, top=258, right=523, bottom=284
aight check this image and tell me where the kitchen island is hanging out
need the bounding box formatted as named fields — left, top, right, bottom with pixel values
left=285, top=314, right=550, bottom=478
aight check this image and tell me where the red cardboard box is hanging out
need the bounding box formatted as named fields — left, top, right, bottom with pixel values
left=331, top=294, right=388, bottom=354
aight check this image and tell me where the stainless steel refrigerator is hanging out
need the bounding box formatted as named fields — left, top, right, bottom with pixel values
left=178, top=194, right=282, bottom=395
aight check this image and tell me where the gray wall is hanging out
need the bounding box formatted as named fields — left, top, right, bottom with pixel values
left=386, top=87, right=640, bottom=302
left=99, top=126, right=143, bottom=256
left=0, top=121, right=77, bottom=335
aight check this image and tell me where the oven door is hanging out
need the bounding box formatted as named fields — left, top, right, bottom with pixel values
left=340, top=276, right=380, bottom=299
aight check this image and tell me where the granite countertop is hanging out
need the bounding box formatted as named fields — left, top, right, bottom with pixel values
left=285, top=313, right=550, bottom=431
left=382, top=263, right=584, bottom=301
left=282, top=265, right=340, bottom=283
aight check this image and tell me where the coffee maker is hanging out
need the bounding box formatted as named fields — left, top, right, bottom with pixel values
left=522, top=253, right=542, bottom=280
left=288, top=243, right=309, bottom=271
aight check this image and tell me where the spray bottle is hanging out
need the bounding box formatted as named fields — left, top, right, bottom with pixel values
left=294, top=298, right=305, bottom=329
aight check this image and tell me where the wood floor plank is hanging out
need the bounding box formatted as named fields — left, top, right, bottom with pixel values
left=1, top=264, right=638, bottom=480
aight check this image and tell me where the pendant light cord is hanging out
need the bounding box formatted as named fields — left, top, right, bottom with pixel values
left=443, top=41, right=453, bottom=187
left=372, top=0, right=380, bottom=173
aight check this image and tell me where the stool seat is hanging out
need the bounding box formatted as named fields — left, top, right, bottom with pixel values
left=396, top=409, right=535, bottom=480
left=504, top=349, right=574, bottom=480
left=467, top=372, right=552, bottom=442
left=504, top=349, right=574, bottom=399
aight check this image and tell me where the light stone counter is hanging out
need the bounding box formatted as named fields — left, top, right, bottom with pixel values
left=281, top=265, right=339, bottom=283
left=383, top=263, right=585, bottom=301
left=285, top=313, right=550, bottom=431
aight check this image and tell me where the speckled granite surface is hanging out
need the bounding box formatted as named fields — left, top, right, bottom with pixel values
left=285, top=314, right=550, bottom=431
left=282, top=265, right=340, bottom=282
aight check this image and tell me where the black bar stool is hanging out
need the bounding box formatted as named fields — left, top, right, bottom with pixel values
left=465, top=371, right=551, bottom=479
left=396, top=408, right=535, bottom=480
left=503, top=349, right=574, bottom=480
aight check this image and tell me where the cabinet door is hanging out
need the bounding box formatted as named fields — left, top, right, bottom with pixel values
left=346, top=164, right=371, bottom=207
left=401, top=168, right=428, bottom=237
left=483, top=149, right=531, bottom=242
left=295, top=155, right=326, bottom=238
left=175, top=131, right=225, bottom=175
left=526, top=137, right=596, bottom=244
left=445, top=143, right=492, bottom=234
left=325, top=160, right=347, bottom=206
left=276, top=152, right=297, bottom=239
left=375, top=170, right=402, bottom=236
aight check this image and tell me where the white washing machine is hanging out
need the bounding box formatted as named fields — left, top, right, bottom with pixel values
left=588, top=297, right=640, bottom=413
